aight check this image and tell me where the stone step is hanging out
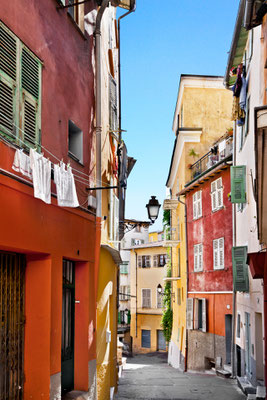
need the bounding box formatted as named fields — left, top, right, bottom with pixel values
left=256, top=385, right=266, bottom=399
left=223, top=364, right=232, bottom=373
left=216, top=369, right=231, bottom=378
left=247, top=395, right=256, bottom=400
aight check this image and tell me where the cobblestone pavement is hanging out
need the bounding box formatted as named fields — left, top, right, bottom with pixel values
left=115, top=352, right=246, bottom=400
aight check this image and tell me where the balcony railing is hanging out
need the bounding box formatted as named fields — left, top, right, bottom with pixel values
left=188, top=136, right=233, bottom=184
left=163, top=226, right=180, bottom=247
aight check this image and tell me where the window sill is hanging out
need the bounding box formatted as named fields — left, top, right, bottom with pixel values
left=67, top=13, right=87, bottom=40
left=68, top=151, right=84, bottom=166
left=193, top=215, right=202, bottom=221
left=211, top=206, right=224, bottom=213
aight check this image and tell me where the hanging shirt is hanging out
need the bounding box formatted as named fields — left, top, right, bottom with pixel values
left=30, top=148, right=51, bottom=204
left=12, top=149, right=32, bottom=179
left=239, top=76, right=247, bottom=111
left=54, top=162, right=79, bottom=208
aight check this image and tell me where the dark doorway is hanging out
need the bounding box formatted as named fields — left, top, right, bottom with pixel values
left=236, top=345, right=241, bottom=377
left=0, top=252, right=25, bottom=400
left=61, top=260, right=75, bottom=395
left=225, top=314, right=232, bottom=365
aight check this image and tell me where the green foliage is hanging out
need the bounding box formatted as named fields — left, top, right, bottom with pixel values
left=161, top=249, right=173, bottom=343
left=163, top=209, right=170, bottom=227
left=189, top=148, right=199, bottom=159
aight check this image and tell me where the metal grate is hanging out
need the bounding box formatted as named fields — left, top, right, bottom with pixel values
left=21, top=48, right=39, bottom=99
left=0, top=252, right=25, bottom=400
left=0, top=80, right=14, bottom=134
left=0, top=25, right=17, bottom=81
left=24, top=100, right=36, bottom=145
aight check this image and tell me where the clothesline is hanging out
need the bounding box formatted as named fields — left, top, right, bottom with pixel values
left=0, top=112, right=117, bottom=189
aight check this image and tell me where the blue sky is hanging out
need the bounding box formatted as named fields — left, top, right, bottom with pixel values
left=118, top=0, right=239, bottom=231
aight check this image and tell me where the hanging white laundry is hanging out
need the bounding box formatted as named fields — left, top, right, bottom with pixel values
left=54, top=162, right=79, bottom=208
left=30, top=148, right=51, bottom=204
left=12, top=149, right=32, bottom=179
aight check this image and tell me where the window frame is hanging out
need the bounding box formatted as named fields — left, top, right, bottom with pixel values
left=211, top=177, right=224, bottom=212
left=193, top=190, right=202, bottom=220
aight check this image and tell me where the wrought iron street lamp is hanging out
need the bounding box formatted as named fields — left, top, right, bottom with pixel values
left=146, top=196, right=161, bottom=223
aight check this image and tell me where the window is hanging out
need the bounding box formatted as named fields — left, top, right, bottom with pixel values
left=194, top=244, right=203, bottom=272
left=109, top=75, right=118, bottom=134
left=193, top=190, right=202, bottom=219
left=187, top=298, right=206, bottom=332
left=120, top=262, right=128, bottom=274
left=141, top=329, right=151, bottom=348
left=68, top=120, right=83, bottom=163
left=231, top=166, right=246, bottom=204
left=138, top=255, right=151, bottom=268
left=178, top=247, right=181, bottom=277
left=237, top=313, right=241, bottom=338
left=109, top=189, right=119, bottom=246
left=232, top=246, right=249, bottom=292
left=142, top=289, right=151, bottom=308
left=131, top=238, right=144, bottom=246
left=120, top=286, right=128, bottom=301
left=153, top=254, right=167, bottom=267
left=68, top=0, right=85, bottom=32
left=213, top=238, right=224, bottom=270
left=0, top=22, right=42, bottom=147
left=244, top=96, right=250, bottom=137
left=211, top=178, right=223, bottom=211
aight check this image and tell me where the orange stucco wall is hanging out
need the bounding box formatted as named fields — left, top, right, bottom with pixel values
left=0, top=172, right=97, bottom=398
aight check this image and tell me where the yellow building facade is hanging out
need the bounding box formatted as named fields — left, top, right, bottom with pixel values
left=130, top=234, right=167, bottom=353
left=165, top=75, right=232, bottom=370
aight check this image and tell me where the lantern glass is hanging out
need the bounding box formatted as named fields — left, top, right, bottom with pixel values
left=146, top=196, right=161, bottom=223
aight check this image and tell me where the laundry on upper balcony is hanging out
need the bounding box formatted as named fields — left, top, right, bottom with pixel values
left=12, top=148, right=32, bottom=179
left=30, top=148, right=52, bottom=204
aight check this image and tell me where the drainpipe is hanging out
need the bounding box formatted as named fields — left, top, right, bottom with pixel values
left=178, top=196, right=189, bottom=372
left=95, top=0, right=109, bottom=219
left=134, top=250, right=138, bottom=338
left=117, top=6, right=135, bottom=241
left=231, top=121, right=237, bottom=378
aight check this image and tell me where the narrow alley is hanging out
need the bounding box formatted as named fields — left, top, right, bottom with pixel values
left=115, top=353, right=246, bottom=400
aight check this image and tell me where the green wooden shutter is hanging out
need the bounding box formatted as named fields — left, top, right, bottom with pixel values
left=232, top=246, right=249, bottom=292
left=231, top=166, right=246, bottom=203
left=109, top=75, right=118, bottom=132
left=0, top=23, right=18, bottom=138
left=21, top=46, right=41, bottom=147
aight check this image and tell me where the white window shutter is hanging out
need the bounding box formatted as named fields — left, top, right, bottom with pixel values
left=186, top=298, right=194, bottom=329
left=138, top=256, right=142, bottom=267
left=114, top=195, right=119, bottom=245
left=198, top=244, right=203, bottom=271
left=153, top=255, right=158, bottom=267
left=213, top=239, right=218, bottom=269
left=109, top=183, right=114, bottom=240
left=217, top=187, right=223, bottom=208
left=217, top=177, right=222, bottom=189
left=194, top=298, right=199, bottom=329
left=198, top=191, right=202, bottom=217
left=211, top=181, right=216, bottom=192
left=211, top=191, right=217, bottom=211
left=201, top=298, right=207, bottom=332
left=219, top=237, right=224, bottom=268
left=193, top=193, right=197, bottom=219
left=194, top=245, right=198, bottom=271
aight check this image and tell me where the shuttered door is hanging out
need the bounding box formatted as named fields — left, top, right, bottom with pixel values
left=157, top=330, right=166, bottom=351
left=141, top=330, right=151, bottom=349
left=0, top=252, right=25, bottom=400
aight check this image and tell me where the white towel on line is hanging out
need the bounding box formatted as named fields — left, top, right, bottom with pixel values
left=12, top=149, right=32, bottom=179
left=30, top=148, right=51, bottom=204
left=54, top=162, right=79, bottom=208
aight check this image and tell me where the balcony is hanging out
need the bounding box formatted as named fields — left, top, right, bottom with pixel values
left=163, top=226, right=180, bottom=247
left=187, top=136, right=233, bottom=185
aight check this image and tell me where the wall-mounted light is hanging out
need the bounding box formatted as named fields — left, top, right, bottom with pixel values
left=146, top=196, right=161, bottom=223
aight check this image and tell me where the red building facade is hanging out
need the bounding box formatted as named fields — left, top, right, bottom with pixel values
left=0, top=1, right=99, bottom=398
left=180, top=151, right=233, bottom=371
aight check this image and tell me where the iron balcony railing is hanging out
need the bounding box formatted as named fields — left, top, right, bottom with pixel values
left=188, top=136, right=233, bottom=184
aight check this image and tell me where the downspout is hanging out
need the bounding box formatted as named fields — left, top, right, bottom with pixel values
left=134, top=250, right=138, bottom=338
left=178, top=196, right=188, bottom=372
left=117, top=6, right=135, bottom=241
left=95, top=0, right=109, bottom=219
left=231, top=121, right=237, bottom=378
